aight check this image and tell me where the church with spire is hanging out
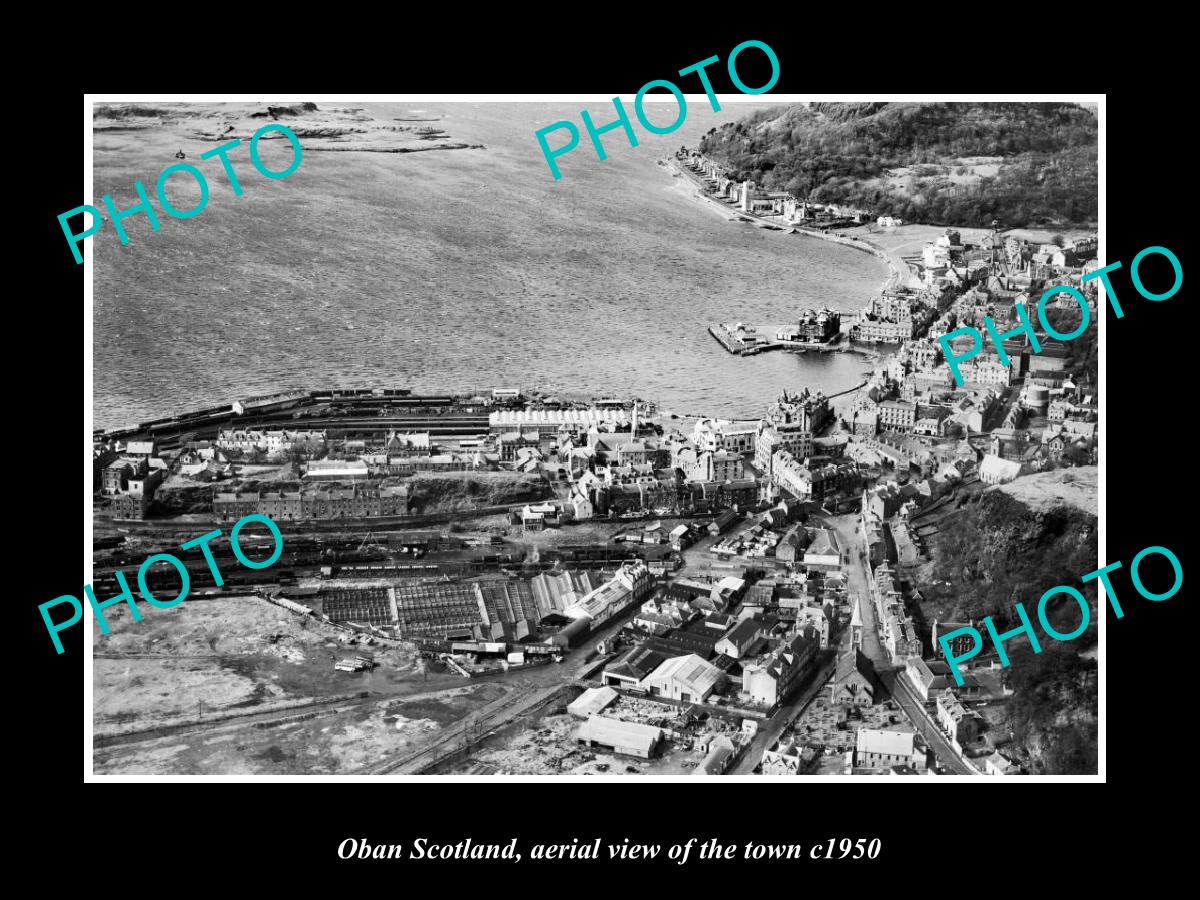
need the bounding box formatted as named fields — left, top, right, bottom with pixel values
left=830, top=595, right=881, bottom=707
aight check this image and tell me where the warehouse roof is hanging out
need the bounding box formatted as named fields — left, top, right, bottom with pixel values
left=856, top=726, right=915, bottom=758
left=567, top=686, right=619, bottom=719
left=644, top=654, right=724, bottom=696
left=576, top=716, right=663, bottom=754
left=490, top=408, right=630, bottom=428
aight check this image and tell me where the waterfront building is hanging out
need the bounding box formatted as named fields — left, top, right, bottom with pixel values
left=489, top=407, right=629, bottom=438
left=692, top=418, right=758, bottom=455
left=778, top=308, right=841, bottom=344
left=233, top=390, right=308, bottom=415
left=850, top=317, right=914, bottom=343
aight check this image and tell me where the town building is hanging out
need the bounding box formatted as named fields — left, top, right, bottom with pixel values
left=602, top=645, right=674, bottom=689
left=754, top=388, right=829, bottom=472
left=979, top=454, right=1023, bottom=485
left=110, top=491, right=153, bottom=520
left=878, top=400, right=917, bottom=433
left=854, top=727, right=920, bottom=769
left=761, top=737, right=818, bottom=775
left=932, top=619, right=977, bottom=661
left=778, top=308, right=841, bottom=344
left=715, top=617, right=768, bottom=659
left=689, top=450, right=744, bottom=483
left=937, top=691, right=981, bottom=746
left=905, top=656, right=954, bottom=701
left=741, top=633, right=818, bottom=707
left=692, top=418, right=758, bottom=455
left=982, top=752, right=1021, bottom=776
left=803, top=528, right=842, bottom=568
left=830, top=648, right=879, bottom=707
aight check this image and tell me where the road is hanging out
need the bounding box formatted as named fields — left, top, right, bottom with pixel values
left=825, top=513, right=976, bottom=775
left=884, top=671, right=976, bottom=775
left=826, top=514, right=890, bottom=670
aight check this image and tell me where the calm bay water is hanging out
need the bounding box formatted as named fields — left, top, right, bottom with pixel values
left=92, top=102, right=887, bottom=428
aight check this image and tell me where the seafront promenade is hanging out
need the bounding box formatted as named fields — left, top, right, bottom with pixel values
left=665, top=155, right=901, bottom=289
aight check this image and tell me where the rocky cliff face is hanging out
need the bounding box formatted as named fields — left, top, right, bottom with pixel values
left=924, top=487, right=1098, bottom=774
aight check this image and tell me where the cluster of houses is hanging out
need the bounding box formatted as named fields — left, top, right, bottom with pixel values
left=680, top=150, right=870, bottom=227
left=838, top=229, right=1099, bottom=485
left=903, top=654, right=1022, bottom=775
left=94, top=438, right=169, bottom=519
left=675, top=148, right=1101, bottom=506
left=859, top=486, right=929, bottom=667
left=600, top=575, right=828, bottom=712
left=585, top=471, right=865, bottom=737
left=919, top=229, right=1098, bottom=292
left=213, top=483, right=410, bottom=522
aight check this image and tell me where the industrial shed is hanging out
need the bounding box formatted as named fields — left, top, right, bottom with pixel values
left=575, top=716, right=664, bottom=759
left=567, top=686, right=619, bottom=720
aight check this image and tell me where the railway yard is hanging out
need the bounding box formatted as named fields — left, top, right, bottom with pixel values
left=92, top=389, right=704, bottom=774
left=92, top=384, right=1024, bottom=777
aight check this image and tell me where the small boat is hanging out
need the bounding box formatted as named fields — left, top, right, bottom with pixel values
left=175, top=148, right=186, bottom=159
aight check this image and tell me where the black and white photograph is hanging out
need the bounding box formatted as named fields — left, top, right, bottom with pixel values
left=84, top=94, right=1103, bottom=779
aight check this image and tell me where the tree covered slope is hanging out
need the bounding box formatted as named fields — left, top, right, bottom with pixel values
left=697, top=102, right=1097, bottom=227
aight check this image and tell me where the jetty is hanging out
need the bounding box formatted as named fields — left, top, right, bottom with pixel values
left=708, top=322, right=849, bottom=357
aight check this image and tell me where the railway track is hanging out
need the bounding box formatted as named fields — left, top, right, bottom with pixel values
left=367, top=682, right=571, bottom=775
left=97, top=501, right=532, bottom=536
left=93, top=691, right=374, bottom=750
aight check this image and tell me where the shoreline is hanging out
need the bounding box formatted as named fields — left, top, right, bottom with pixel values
left=664, top=156, right=899, bottom=294
left=664, top=157, right=894, bottom=380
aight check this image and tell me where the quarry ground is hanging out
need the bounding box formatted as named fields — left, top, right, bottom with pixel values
left=91, top=594, right=512, bottom=774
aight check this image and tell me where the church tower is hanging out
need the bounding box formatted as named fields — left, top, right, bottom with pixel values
left=850, top=594, right=863, bottom=653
